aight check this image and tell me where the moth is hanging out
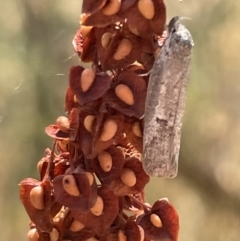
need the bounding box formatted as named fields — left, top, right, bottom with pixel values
left=143, top=17, right=194, bottom=178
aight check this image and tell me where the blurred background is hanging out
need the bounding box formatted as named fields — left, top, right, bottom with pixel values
left=0, top=0, right=240, bottom=240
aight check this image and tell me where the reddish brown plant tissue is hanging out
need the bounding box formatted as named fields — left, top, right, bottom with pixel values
left=20, top=1, right=179, bottom=241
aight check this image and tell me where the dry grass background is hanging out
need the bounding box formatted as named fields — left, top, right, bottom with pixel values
left=1, top=0, right=240, bottom=240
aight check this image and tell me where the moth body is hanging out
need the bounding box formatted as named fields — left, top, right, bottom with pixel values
left=143, top=17, right=194, bottom=177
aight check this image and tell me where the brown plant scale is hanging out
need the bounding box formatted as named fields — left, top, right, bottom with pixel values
left=20, top=0, right=180, bottom=241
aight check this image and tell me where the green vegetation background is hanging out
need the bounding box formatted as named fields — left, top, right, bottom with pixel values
left=1, top=0, right=240, bottom=240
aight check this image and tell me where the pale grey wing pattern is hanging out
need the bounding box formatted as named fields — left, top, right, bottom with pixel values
left=143, top=18, right=193, bottom=178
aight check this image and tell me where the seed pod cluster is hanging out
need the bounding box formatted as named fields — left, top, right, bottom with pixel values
left=20, top=0, right=181, bottom=241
